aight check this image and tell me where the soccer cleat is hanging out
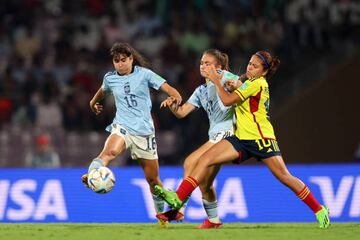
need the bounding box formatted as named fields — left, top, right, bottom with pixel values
left=157, top=219, right=169, bottom=228
left=316, top=205, right=330, bottom=229
left=156, top=209, right=184, bottom=222
left=196, top=219, right=223, bottom=229
left=81, top=173, right=89, bottom=188
left=154, top=185, right=183, bottom=210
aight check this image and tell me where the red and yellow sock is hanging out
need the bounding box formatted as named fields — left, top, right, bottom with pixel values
left=176, top=176, right=199, bottom=201
left=297, top=185, right=322, bottom=213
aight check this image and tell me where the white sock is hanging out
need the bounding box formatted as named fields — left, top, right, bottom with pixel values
left=152, top=194, right=165, bottom=214
left=88, top=158, right=104, bottom=173
left=202, top=199, right=220, bottom=223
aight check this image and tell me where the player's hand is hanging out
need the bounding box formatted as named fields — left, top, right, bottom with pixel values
left=172, top=94, right=182, bottom=106
left=205, top=65, right=223, bottom=84
left=160, top=97, right=176, bottom=108
left=90, top=102, right=103, bottom=115
left=161, top=97, right=180, bottom=111
left=224, top=79, right=242, bottom=92
left=224, top=80, right=236, bottom=92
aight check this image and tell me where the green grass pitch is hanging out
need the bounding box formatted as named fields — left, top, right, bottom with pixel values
left=0, top=223, right=359, bottom=240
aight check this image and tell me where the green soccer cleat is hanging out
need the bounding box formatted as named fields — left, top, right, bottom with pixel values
left=154, top=185, right=183, bottom=210
left=316, top=205, right=330, bottom=229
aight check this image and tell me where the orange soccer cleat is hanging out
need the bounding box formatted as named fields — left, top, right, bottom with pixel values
left=196, top=219, right=223, bottom=229
left=156, top=209, right=184, bottom=222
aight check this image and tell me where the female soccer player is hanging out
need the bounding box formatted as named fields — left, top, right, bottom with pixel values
left=81, top=42, right=182, bottom=227
left=154, top=51, right=330, bottom=229
left=158, top=49, right=240, bottom=228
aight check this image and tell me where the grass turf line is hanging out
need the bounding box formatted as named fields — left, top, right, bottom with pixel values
left=0, top=223, right=359, bottom=240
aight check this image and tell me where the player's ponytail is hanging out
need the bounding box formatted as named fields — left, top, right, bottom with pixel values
left=268, top=57, right=280, bottom=77
left=203, top=49, right=230, bottom=71
left=255, top=50, right=280, bottom=78
left=221, top=52, right=230, bottom=71
left=110, top=42, right=151, bottom=69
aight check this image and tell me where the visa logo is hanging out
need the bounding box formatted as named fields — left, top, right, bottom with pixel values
left=0, top=179, right=68, bottom=221
left=310, top=176, right=360, bottom=217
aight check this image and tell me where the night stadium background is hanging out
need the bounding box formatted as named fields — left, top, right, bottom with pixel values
left=0, top=1, right=359, bottom=236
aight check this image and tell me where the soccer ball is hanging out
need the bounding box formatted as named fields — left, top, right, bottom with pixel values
left=87, top=167, right=116, bottom=194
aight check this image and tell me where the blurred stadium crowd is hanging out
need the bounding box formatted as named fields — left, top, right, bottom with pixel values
left=0, top=0, right=359, bottom=167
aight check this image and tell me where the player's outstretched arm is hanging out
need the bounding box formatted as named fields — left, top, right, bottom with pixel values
left=160, top=97, right=195, bottom=118
left=159, top=82, right=182, bottom=105
left=89, top=87, right=107, bottom=115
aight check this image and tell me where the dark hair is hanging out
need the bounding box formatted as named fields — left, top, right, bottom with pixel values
left=203, top=49, right=229, bottom=71
left=110, top=42, right=151, bottom=68
left=254, top=51, right=280, bottom=78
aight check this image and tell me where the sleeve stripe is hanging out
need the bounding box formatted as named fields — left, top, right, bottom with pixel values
left=235, top=89, right=246, bottom=100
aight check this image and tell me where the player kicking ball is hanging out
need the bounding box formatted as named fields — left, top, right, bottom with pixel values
left=82, top=42, right=182, bottom=228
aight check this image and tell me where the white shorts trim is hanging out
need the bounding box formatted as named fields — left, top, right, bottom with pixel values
left=209, top=129, right=233, bottom=144
left=110, top=124, right=158, bottom=160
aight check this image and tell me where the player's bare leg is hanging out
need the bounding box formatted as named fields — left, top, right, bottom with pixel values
left=154, top=140, right=238, bottom=209
left=180, top=142, right=214, bottom=217
left=157, top=141, right=215, bottom=222
left=139, top=158, right=168, bottom=228
left=82, top=134, right=126, bottom=188
left=263, top=155, right=304, bottom=193
left=197, top=164, right=223, bottom=228
left=263, top=155, right=330, bottom=229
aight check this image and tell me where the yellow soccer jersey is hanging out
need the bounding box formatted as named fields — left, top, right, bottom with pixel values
left=234, top=76, right=276, bottom=140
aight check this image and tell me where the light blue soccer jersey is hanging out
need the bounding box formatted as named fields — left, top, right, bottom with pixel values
left=102, top=66, right=166, bottom=135
left=187, top=81, right=234, bottom=139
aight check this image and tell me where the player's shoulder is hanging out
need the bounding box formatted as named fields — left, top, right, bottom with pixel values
left=245, top=76, right=266, bottom=88
left=190, top=83, right=206, bottom=96
left=104, top=71, right=117, bottom=79
left=135, top=65, right=150, bottom=74
left=251, top=76, right=267, bottom=84
left=254, top=76, right=268, bottom=88
left=197, top=83, right=207, bottom=91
